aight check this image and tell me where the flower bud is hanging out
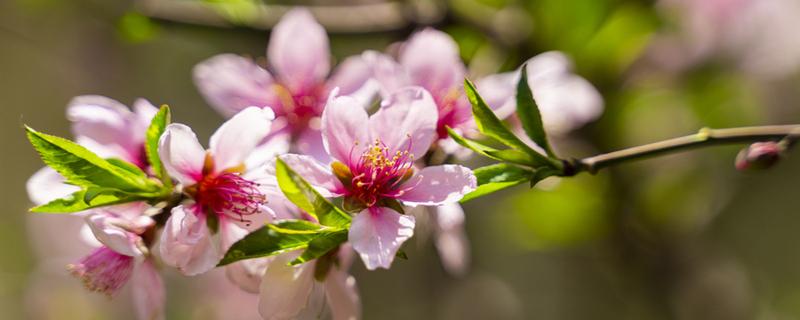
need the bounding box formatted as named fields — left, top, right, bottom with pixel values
left=735, top=141, right=783, bottom=171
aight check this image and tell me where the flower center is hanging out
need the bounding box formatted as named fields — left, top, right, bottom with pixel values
left=434, top=89, right=463, bottom=139
left=67, top=246, right=134, bottom=297
left=195, top=172, right=267, bottom=225
left=342, top=139, right=416, bottom=207
left=272, top=83, right=325, bottom=134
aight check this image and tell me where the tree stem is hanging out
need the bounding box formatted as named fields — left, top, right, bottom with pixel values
left=571, top=125, right=800, bottom=174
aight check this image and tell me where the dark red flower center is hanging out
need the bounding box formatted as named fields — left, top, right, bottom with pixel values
left=194, top=172, right=266, bottom=225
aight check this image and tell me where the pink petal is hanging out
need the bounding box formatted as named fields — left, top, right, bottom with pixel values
left=328, top=54, right=372, bottom=96
left=132, top=98, right=159, bottom=130
left=158, top=205, right=221, bottom=276
left=368, top=87, right=437, bottom=158
left=399, top=28, right=466, bottom=95
left=268, top=8, right=330, bottom=92
left=320, top=92, right=369, bottom=164
left=26, top=167, right=79, bottom=206
left=220, top=220, right=270, bottom=293
left=193, top=54, right=278, bottom=117
left=85, top=214, right=144, bottom=257
left=158, top=124, right=206, bottom=185
left=131, top=259, right=166, bottom=320
left=276, top=154, right=341, bottom=197
left=296, top=127, right=331, bottom=164
left=349, top=207, right=415, bottom=270
left=398, top=165, right=477, bottom=206
left=475, top=72, right=517, bottom=120
left=258, top=254, right=324, bottom=320
left=360, top=50, right=411, bottom=97
left=67, top=95, right=140, bottom=161
left=325, top=269, right=361, bottom=320
left=209, top=106, right=276, bottom=171
left=434, top=203, right=469, bottom=276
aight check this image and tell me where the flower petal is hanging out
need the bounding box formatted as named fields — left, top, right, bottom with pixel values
left=325, top=269, right=361, bottom=320
left=268, top=8, right=330, bottom=92
left=158, top=205, right=221, bottom=276
left=158, top=123, right=206, bottom=185
left=398, top=165, right=476, bottom=206
left=369, top=87, right=437, bottom=158
left=85, top=213, right=144, bottom=257
left=209, top=106, right=276, bottom=171
left=475, top=72, right=517, bottom=120
left=67, top=95, right=140, bottom=160
left=131, top=259, right=166, bottom=320
left=321, top=92, right=369, bottom=164
left=193, top=54, right=278, bottom=117
left=399, top=29, right=466, bottom=95
left=220, top=220, right=270, bottom=293
left=349, top=207, right=415, bottom=270
left=26, top=167, right=80, bottom=206
left=275, top=154, right=341, bottom=196
left=296, top=127, right=331, bottom=164
left=434, top=203, right=469, bottom=276
left=258, top=254, right=324, bottom=320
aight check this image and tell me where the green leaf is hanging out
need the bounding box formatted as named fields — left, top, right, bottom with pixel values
left=463, top=79, right=554, bottom=168
left=516, top=65, right=557, bottom=158
left=145, top=105, right=172, bottom=187
left=31, top=189, right=140, bottom=213
left=447, top=127, right=544, bottom=167
left=25, top=126, right=160, bottom=193
left=395, top=249, right=408, bottom=260
left=106, top=158, right=148, bottom=179
left=275, top=158, right=351, bottom=228
left=218, top=219, right=327, bottom=266
left=290, top=229, right=348, bottom=265
left=460, top=164, right=535, bottom=203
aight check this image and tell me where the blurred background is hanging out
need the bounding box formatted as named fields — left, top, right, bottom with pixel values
left=2, top=0, right=800, bottom=319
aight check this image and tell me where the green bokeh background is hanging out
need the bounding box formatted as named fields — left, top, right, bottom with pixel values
left=2, top=0, right=800, bottom=319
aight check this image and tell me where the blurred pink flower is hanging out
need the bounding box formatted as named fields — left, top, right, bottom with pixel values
left=477, top=51, right=604, bottom=135
left=279, top=87, right=476, bottom=270
left=193, top=8, right=377, bottom=161
left=158, top=106, right=286, bottom=276
left=654, top=0, right=800, bottom=78
left=258, top=249, right=360, bottom=320
left=71, top=202, right=165, bottom=320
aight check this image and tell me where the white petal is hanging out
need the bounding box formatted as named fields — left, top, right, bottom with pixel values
left=368, top=86, right=438, bottom=158
left=325, top=270, right=361, bottom=320
left=209, top=106, right=275, bottom=171
left=158, top=205, right=221, bottom=276
left=158, top=123, right=206, bottom=185
left=193, top=54, right=277, bottom=117
left=399, top=165, right=477, bottom=206
left=349, top=207, right=415, bottom=270
left=258, top=254, right=324, bottom=320
left=26, top=167, right=79, bottom=206
left=320, top=92, right=369, bottom=164
left=131, top=260, right=166, bottom=320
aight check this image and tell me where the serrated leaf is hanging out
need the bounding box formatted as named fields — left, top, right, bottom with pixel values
left=275, top=158, right=351, bottom=228
left=145, top=105, right=171, bottom=187
left=218, top=219, right=327, bottom=266
left=25, top=126, right=160, bottom=193
left=516, top=65, right=556, bottom=158
left=463, top=79, right=554, bottom=168
left=31, top=189, right=140, bottom=213
left=290, top=229, right=348, bottom=265
left=460, top=164, right=536, bottom=203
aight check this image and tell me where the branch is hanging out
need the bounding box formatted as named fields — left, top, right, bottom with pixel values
left=566, top=125, right=800, bottom=174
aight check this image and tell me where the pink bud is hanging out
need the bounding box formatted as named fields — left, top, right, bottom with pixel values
left=67, top=246, right=134, bottom=297
left=735, top=141, right=782, bottom=171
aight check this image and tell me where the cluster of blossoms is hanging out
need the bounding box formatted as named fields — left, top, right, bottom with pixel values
left=25, top=8, right=602, bottom=320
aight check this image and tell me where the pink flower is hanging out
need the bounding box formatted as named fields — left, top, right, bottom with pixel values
left=193, top=8, right=377, bottom=161
left=477, top=51, right=604, bottom=135
left=27, top=96, right=158, bottom=206
left=281, top=87, right=477, bottom=270
left=353, top=29, right=473, bottom=143
left=158, top=106, right=287, bottom=276
left=258, top=248, right=360, bottom=320
left=70, top=202, right=166, bottom=320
